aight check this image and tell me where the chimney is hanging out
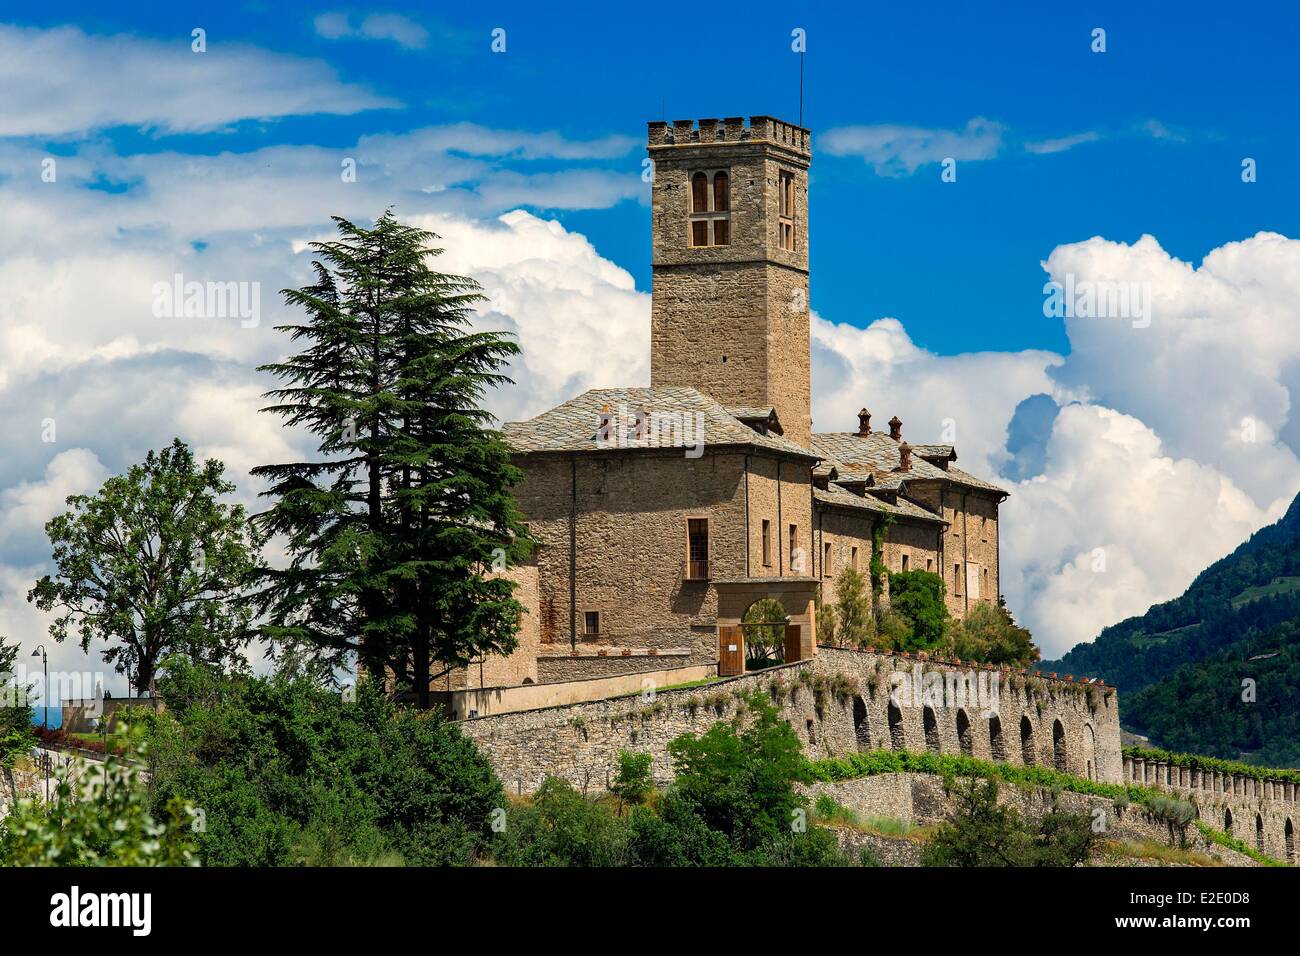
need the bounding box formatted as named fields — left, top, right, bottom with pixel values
left=888, top=415, right=903, bottom=441
left=898, top=442, right=912, bottom=472
left=857, top=408, right=872, bottom=436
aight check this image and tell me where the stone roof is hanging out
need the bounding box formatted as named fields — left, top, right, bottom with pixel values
left=726, top=406, right=783, bottom=435
left=503, top=387, right=818, bottom=460
left=814, top=485, right=948, bottom=525
left=812, top=432, right=1007, bottom=497
left=911, top=443, right=956, bottom=462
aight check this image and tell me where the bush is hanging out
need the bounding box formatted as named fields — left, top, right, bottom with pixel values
left=611, top=750, right=654, bottom=811
left=921, top=777, right=1095, bottom=867
left=494, top=777, right=629, bottom=866
left=888, top=571, right=949, bottom=650
left=667, top=692, right=810, bottom=849
left=947, top=600, right=1039, bottom=666
left=146, top=658, right=503, bottom=866
left=0, top=728, right=198, bottom=866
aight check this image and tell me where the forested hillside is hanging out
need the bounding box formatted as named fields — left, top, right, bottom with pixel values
left=1043, top=491, right=1300, bottom=766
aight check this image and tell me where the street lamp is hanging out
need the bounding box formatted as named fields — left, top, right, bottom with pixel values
left=31, top=645, right=48, bottom=800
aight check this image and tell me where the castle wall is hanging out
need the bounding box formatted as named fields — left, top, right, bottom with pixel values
left=1121, top=757, right=1299, bottom=862
left=909, top=483, right=1001, bottom=616
left=814, top=508, right=875, bottom=606
left=459, top=645, right=1123, bottom=795
left=511, top=448, right=815, bottom=681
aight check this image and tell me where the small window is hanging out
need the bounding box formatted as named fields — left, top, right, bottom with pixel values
left=688, top=169, right=731, bottom=247
left=583, top=611, right=600, bottom=635
left=954, top=563, right=962, bottom=596
left=851, top=546, right=859, bottom=571
left=778, top=170, right=795, bottom=251
left=823, top=541, right=833, bottom=577
left=901, top=554, right=909, bottom=573
left=687, top=517, right=709, bottom=580
left=762, top=519, right=772, bottom=566
left=789, top=525, right=798, bottom=565
left=926, top=558, right=933, bottom=572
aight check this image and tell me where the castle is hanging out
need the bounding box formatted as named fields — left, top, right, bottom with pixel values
left=461, top=115, right=1007, bottom=690
left=434, top=116, right=1300, bottom=864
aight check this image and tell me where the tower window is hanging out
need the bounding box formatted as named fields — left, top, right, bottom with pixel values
left=688, top=169, right=731, bottom=247
left=778, top=170, right=795, bottom=251
left=762, top=519, right=772, bottom=566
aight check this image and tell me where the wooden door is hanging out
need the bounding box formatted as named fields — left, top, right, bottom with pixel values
left=718, top=626, right=744, bottom=677
left=783, top=623, right=803, bottom=664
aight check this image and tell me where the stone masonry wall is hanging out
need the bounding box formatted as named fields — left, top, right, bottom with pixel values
left=1121, top=755, right=1299, bottom=862
left=460, top=645, right=1123, bottom=795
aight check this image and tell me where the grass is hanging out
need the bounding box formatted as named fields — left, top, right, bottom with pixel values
left=1102, top=838, right=1222, bottom=867
left=810, top=793, right=930, bottom=842
left=612, top=676, right=724, bottom=699
left=1195, top=821, right=1288, bottom=867
left=805, top=748, right=1210, bottom=833
left=1230, top=575, right=1300, bottom=608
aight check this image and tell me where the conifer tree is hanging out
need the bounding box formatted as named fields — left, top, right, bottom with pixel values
left=253, top=211, right=530, bottom=705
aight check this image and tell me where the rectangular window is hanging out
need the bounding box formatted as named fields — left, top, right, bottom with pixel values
left=966, top=562, right=981, bottom=600
left=762, top=519, right=772, bottom=566
left=926, top=558, right=933, bottom=572
left=789, top=524, right=798, bottom=571
left=901, top=554, right=909, bottom=573
left=691, top=219, right=709, bottom=247
left=954, top=563, right=962, bottom=596
left=687, top=517, right=709, bottom=580
left=823, top=541, right=833, bottom=577
left=778, top=171, right=795, bottom=251
left=583, top=611, right=600, bottom=635
left=851, top=546, right=859, bottom=571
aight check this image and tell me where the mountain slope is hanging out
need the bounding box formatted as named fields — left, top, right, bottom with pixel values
left=1042, top=490, right=1300, bottom=766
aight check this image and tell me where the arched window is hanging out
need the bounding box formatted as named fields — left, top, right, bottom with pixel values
left=1224, top=808, right=1233, bottom=835
left=988, top=714, right=1006, bottom=762
left=956, top=709, right=973, bottom=756
left=888, top=701, right=904, bottom=751
left=1052, top=719, right=1067, bottom=773
left=923, top=706, right=940, bottom=753
left=852, top=695, right=870, bottom=751
left=691, top=172, right=709, bottom=212
left=1256, top=814, right=1265, bottom=852
left=712, top=171, right=729, bottom=211
left=1020, top=715, right=1035, bottom=766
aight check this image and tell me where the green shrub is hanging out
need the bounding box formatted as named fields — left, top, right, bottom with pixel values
left=888, top=571, right=950, bottom=650
left=495, top=777, right=629, bottom=866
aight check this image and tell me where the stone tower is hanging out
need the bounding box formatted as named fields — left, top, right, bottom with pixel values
left=647, top=116, right=812, bottom=447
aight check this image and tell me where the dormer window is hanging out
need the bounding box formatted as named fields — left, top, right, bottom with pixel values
left=689, top=170, right=730, bottom=247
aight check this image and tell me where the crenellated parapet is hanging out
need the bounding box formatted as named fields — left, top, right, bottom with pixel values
left=647, top=115, right=811, bottom=158
left=1123, top=747, right=1300, bottom=806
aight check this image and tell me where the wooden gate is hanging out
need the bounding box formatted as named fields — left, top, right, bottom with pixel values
left=783, top=623, right=803, bottom=664
left=718, top=625, right=744, bottom=677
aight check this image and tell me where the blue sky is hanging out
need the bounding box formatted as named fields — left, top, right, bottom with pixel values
left=9, top=0, right=1298, bottom=354
left=3, top=2, right=1300, bottom=689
